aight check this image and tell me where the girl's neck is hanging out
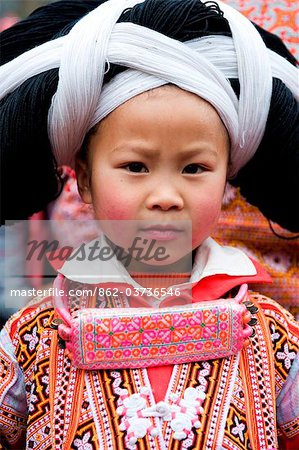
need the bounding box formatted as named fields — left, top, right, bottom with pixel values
left=127, top=254, right=192, bottom=293
left=129, top=272, right=191, bottom=291
left=107, top=236, right=194, bottom=292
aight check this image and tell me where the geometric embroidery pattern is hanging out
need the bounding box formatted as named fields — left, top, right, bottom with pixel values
left=70, top=300, right=246, bottom=370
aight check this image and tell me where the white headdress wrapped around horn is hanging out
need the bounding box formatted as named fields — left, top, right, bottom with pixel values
left=0, top=0, right=298, bottom=178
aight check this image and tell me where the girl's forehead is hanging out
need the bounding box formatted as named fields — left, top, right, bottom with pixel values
left=88, top=86, right=230, bottom=159
left=102, top=85, right=222, bottom=121
left=96, top=86, right=228, bottom=147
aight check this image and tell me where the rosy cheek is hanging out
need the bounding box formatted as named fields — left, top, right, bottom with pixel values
left=196, top=196, right=222, bottom=220
left=100, top=204, right=131, bottom=220
left=204, top=203, right=222, bottom=224
left=92, top=189, right=136, bottom=221
left=191, top=196, right=223, bottom=244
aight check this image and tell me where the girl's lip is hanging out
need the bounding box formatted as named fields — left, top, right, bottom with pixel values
left=139, top=227, right=184, bottom=241
left=140, top=224, right=184, bottom=231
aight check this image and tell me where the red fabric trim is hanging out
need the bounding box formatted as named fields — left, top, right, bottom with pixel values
left=279, top=434, right=299, bottom=450
left=147, top=365, right=173, bottom=403
left=190, top=257, right=272, bottom=303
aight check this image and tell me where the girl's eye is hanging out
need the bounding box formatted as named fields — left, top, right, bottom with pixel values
left=182, top=164, right=205, bottom=174
left=124, top=162, right=148, bottom=173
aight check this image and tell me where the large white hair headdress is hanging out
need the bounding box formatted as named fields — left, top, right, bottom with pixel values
left=1, top=0, right=297, bottom=177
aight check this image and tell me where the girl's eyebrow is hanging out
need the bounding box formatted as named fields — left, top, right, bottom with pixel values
left=111, top=144, right=220, bottom=159
left=177, top=148, right=219, bottom=160
left=111, top=144, right=159, bottom=155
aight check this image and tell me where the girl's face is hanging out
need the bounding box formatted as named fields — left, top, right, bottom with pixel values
left=77, top=86, right=229, bottom=261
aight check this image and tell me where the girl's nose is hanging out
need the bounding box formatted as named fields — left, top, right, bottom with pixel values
left=145, top=185, right=184, bottom=211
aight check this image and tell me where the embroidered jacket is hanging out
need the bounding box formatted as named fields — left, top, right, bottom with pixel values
left=0, top=288, right=298, bottom=450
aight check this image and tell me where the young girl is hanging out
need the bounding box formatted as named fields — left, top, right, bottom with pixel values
left=0, top=1, right=298, bottom=449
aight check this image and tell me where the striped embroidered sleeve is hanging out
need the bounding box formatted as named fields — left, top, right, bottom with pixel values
left=0, top=326, right=27, bottom=449
left=276, top=342, right=299, bottom=438
left=258, top=296, right=299, bottom=439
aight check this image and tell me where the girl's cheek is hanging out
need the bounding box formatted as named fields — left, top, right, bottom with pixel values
left=194, top=195, right=223, bottom=221
left=191, top=197, right=223, bottom=243
left=93, top=192, right=137, bottom=221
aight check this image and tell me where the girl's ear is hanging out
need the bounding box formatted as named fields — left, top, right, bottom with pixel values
left=75, top=158, right=93, bottom=204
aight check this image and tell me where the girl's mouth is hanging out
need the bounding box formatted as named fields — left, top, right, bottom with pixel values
left=139, top=225, right=184, bottom=241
